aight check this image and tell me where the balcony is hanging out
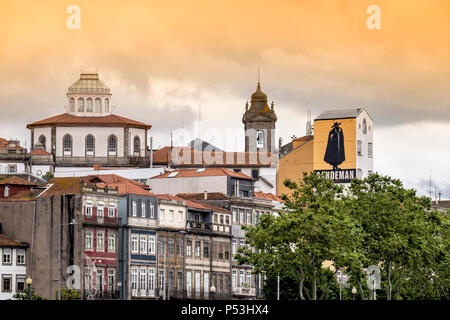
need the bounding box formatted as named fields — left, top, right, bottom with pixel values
left=232, top=287, right=256, bottom=298
left=187, top=221, right=212, bottom=232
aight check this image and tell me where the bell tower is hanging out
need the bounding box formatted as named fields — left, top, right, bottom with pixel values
left=242, top=78, right=277, bottom=153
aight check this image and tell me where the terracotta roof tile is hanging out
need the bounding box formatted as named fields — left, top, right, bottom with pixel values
left=96, top=181, right=154, bottom=196
left=151, top=168, right=254, bottom=180
left=0, top=176, right=39, bottom=186
left=151, top=146, right=275, bottom=167
left=0, top=234, right=29, bottom=248
left=31, top=149, right=50, bottom=155
left=253, top=191, right=283, bottom=202
left=176, top=192, right=229, bottom=201
left=27, top=113, right=151, bottom=129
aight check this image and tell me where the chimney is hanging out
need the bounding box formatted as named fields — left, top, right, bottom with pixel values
left=204, top=191, right=207, bottom=200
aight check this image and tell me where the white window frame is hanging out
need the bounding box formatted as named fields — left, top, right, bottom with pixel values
left=131, top=235, right=139, bottom=254
left=148, top=236, right=156, bottom=254
left=108, top=204, right=115, bottom=218
left=140, top=235, right=147, bottom=254
left=17, top=249, right=25, bottom=265
left=96, top=232, right=105, bottom=252
left=132, top=201, right=137, bottom=217
left=86, top=205, right=93, bottom=217
left=85, top=231, right=93, bottom=250
left=368, top=142, right=373, bottom=158
left=150, top=203, right=155, bottom=218
left=232, top=270, right=237, bottom=288
left=141, top=202, right=146, bottom=218
left=108, top=233, right=115, bottom=252
left=131, top=268, right=138, bottom=292
left=148, top=268, right=155, bottom=292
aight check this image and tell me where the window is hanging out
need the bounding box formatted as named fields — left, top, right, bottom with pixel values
left=195, top=241, right=201, bottom=257
left=77, top=97, right=84, bottom=112
left=239, top=270, right=244, bottom=287
left=150, top=203, right=155, bottom=218
left=17, top=249, right=25, bottom=264
left=86, top=135, right=95, bottom=153
left=178, top=211, right=183, bottom=221
left=141, top=202, right=146, bottom=218
left=239, top=239, right=245, bottom=249
left=232, top=270, right=237, bottom=288
left=368, top=142, right=373, bottom=158
left=362, top=118, right=367, bottom=134
left=255, top=211, right=260, bottom=225
left=251, top=169, right=259, bottom=180
left=177, top=271, right=183, bottom=294
left=220, top=215, right=224, bottom=224
left=108, top=270, right=115, bottom=292
left=186, top=240, right=192, bottom=256
left=94, top=98, right=101, bottom=112
left=225, top=250, right=229, bottom=260
left=132, top=201, right=137, bottom=217
left=3, top=248, right=11, bottom=264
left=131, top=235, right=138, bottom=253
left=134, top=136, right=140, bottom=155
left=108, top=135, right=117, bottom=154
left=69, top=98, right=75, bottom=112
left=203, top=242, right=209, bottom=258
left=140, top=235, right=147, bottom=254
left=158, top=239, right=165, bottom=255
left=232, top=210, right=237, bottom=223
left=357, top=140, right=362, bottom=156
left=247, top=271, right=252, bottom=287
left=38, top=135, right=46, bottom=149
left=256, top=130, right=264, bottom=148
left=86, top=98, right=93, bottom=112
left=140, top=269, right=147, bottom=291
left=160, top=208, right=165, bottom=221
left=8, top=165, right=16, bottom=174
left=159, top=270, right=165, bottom=291
left=108, top=234, right=115, bottom=252
left=239, top=210, right=244, bottom=225
left=148, top=236, right=155, bottom=254
left=97, top=205, right=104, bottom=219
left=108, top=205, right=115, bottom=218
left=4, top=186, right=9, bottom=198
left=86, top=204, right=92, bottom=216
left=246, top=212, right=251, bottom=225
left=214, top=214, right=218, bottom=224
left=177, top=239, right=183, bottom=256
left=168, top=239, right=174, bottom=256
left=104, top=98, right=110, bottom=113
left=85, top=232, right=93, bottom=250
left=204, top=273, right=209, bottom=297
left=186, top=271, right=192, bottom=296
left=63, top=134, right=72, bottom=154
left=169, top=210, right=174, bottom=221
left=194, top=272, right=200, bottom=296
left=226, top=215, right=230, bottom=225
left=2, top=275, right=12, bottom=292
left=131, top=268, right=138, bottom=291
left=16, top=276, right=25, bottom=292
left=232, top=239, right=237, bottom=256
left=357, top=169, right=363, bottom=179
left=96, top=232, right=104, bottom=251
left=148, top=269, right=155, bottom=291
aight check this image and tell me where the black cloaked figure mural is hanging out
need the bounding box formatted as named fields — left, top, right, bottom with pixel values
left=323, top=122, right=345, bottom=170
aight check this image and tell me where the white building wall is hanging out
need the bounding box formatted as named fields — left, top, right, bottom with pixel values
left=0, top=248, right=27, bottom=300
left=0, top=162, right=26, bottom=175
left=32, top=127, right=52, bottom=152
left=148, top=176, right=228, bottom=195
left=54, top=167, right=164, bottom=183
left=158, top=201, right=186, bottom=229
left=30, top=165, right=52, bottom=177
left=241, top=167, right=277, bottom=194
left=355, top=111, right=374, bottom=178
left=55, top=126, right=124, bottom=157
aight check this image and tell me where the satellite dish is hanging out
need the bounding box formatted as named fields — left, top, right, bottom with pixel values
left=366, top=265, right=381, bottom=290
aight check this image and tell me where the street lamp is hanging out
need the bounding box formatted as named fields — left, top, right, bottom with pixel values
left=351, top=286, right=357, bottom=300
left=210, top=285, right=216, bottom=300
left=26, top=277, right=32, bottom=300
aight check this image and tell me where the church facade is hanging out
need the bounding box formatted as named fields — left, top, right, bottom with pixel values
left=27, top=73, right=152, bottom=175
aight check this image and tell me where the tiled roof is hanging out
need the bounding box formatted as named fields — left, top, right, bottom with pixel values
left=0, top=176, right=39, bottom=186
left=86, top=174, right=150, bottom=190
left=27, top=113, right=151, bottom=129
left=151, top=168, right=255, bottom=180
left=253, top=191, right=283, bottom=202
left=0, top=189, right=45, bottom=202
left=96, top=181, right=153, bottom=196
left=40, top=177, right=86, bottom=197
left=176, top=192, right=230, bottom=201
left=0, top=234, right=29, bottom=248
left=155, top=194, right=187, bottom=202
left=315, top=108, right=369, bottom=121
left=31, top=149, right=50, bottom=155
left=0, top=138, right=23, bottom=149
left=152, top=146, right=274, bottom=167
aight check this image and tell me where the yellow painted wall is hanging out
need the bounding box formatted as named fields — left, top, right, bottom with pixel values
left=313, top=118, right=356, bottom=170
left=276, top=138, right=314, bottom=197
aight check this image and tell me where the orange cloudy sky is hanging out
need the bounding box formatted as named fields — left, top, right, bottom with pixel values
left=0, top=0, right=449, bottom=197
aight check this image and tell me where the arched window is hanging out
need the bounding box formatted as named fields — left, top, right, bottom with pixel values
left=104, top=98, right=110, bottom=113
left=77, top=98, right=85, bottom=112
left=256, top=130, right=264, bottom=149
left=38, top=135, right=46, bottom=150
left=108, top=135, right=117, bottom=155
left=63, top=134, right=72, bottom=155
left=86, top=98, right=93, bottom=112
left=362, top=118, right=367, bottom=134
left=86, top=134, right=95, bottom=155
left=69, top=98, right=75, bottom=112
left=133, top=136, right=140, bottom=155
left=94, top=98, right=102, bottom=113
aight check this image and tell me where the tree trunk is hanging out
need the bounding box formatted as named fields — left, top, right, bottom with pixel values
left=297, top=271, right=305, bottom=300
left=387, top=260, right=392, bottom=300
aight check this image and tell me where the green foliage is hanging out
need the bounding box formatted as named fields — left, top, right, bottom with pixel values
left=56, top=288, right=81, bottom=300
left=42, top=171, right=54, bottom=181
left=236, top=171, right=450, bottom=300
left=12, top=287, right=46, bottom=300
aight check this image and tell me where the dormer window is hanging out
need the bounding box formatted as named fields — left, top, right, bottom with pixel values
left=86, top=98, right=93, bottom=112
left=95, top=98, right=101, bottom=112
left=77, top=98, right=85, bottom=112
